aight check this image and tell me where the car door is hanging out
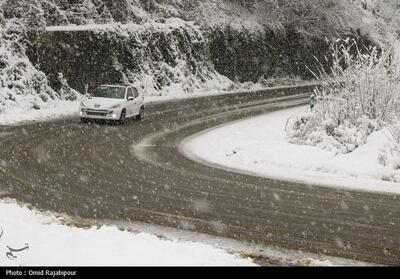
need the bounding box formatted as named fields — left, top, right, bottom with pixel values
left=132, top=87, right=141, bottom=115
left=126, top=88, right=135, bottom=117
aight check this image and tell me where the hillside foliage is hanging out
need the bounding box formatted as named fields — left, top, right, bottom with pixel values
left=0, top=0, right=399, bottom=117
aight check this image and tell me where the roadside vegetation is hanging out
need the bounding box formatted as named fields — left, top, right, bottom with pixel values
left=0, top=16, right=78, bottom=114
left=286, top=38, right=400, bottom=174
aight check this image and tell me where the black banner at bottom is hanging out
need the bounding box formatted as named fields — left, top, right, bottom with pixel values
left=1, top=266, right=399, bottom=278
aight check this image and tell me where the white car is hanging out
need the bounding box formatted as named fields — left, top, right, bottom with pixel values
left=79, top=84, right=145, bottom=123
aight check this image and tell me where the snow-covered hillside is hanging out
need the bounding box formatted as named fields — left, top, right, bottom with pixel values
left=0, top=0, right=399, bottom=122
left=37, top=18, right=233, bottom=96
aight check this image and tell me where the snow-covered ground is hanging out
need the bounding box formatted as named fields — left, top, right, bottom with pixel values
left=183, top=105, right=400, bottom=194
left=0, top=100, right=81, bottom=126
left=0, top=198, right=369, bottom=266
left=0, top=199, right=255, bottom=266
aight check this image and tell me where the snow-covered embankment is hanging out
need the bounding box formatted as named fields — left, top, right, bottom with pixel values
left=183, top=106, right=400, bottom=194
left=0, top=199, right=255, bottom=266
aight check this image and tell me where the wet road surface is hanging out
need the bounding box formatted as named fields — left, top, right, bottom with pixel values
left=0, top=85, right=399, bottom=265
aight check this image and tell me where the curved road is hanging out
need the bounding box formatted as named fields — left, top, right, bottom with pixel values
left=0, top=85, right=399, bottom=265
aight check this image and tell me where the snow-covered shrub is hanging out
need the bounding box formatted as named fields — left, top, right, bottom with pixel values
left=54, top=73, right=79, bottom=101
left=387, top=116, right=400, bottom=144
left=286, top=39, right=400, bottom=153
left=312, top=39, right=400, bottom=125
left=286, top=112, right=377, bottom=153
left=378, top=116, right=400, bottom=174
left=0, top=18, right=77, bottom=114
left=378, top=142, right=400, bottom=175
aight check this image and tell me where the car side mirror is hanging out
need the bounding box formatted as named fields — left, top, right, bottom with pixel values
left=128, top=96, right=134, bottom=101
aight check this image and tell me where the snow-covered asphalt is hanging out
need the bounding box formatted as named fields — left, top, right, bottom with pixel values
left=1, top=85, right=399, bottom=265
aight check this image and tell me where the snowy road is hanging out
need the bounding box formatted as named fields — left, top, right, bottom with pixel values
left=1, top=85, right=399, bottom=265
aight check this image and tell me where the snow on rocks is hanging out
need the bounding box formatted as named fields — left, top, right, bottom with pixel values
left=45, top=18, right=196, bottom=33
left=0, top=18, right=80, bottom=125
left=183, top=105, right=400, bottom=194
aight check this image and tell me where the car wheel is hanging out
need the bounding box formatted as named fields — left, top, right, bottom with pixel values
left=80, top=118, right=88, bottom=124
left=119, top=109, right=126, bottom=124
left=138, top=107, right=145, bottom=121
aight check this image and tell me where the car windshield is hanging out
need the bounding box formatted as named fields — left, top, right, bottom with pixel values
left=92, top=86, right=125, bottom=99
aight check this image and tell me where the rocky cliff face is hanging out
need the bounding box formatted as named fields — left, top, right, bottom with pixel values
left=0, top=0, right=395, bottom=109
left=27, top=19, right=230, bottom=95
left=28, top=22, right=374, bottom=95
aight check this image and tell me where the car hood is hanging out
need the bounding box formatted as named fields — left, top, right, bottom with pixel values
left=83, top=97, right=124, bottom=109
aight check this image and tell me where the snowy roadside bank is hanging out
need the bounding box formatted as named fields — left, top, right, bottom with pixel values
left=0, top=100, right=81, bottom=126
left=0, top=198, right=369, bottom=266
left=182, top=106, right=400, bottom=195
left=0, top=199, right=255, bottom=266
left=144, top=82, right=319, bottom=105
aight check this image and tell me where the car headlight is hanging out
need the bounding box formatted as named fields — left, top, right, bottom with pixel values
left=109, top=104, right=121, bottom=109
left=80, top=100, right=87, bottom=108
